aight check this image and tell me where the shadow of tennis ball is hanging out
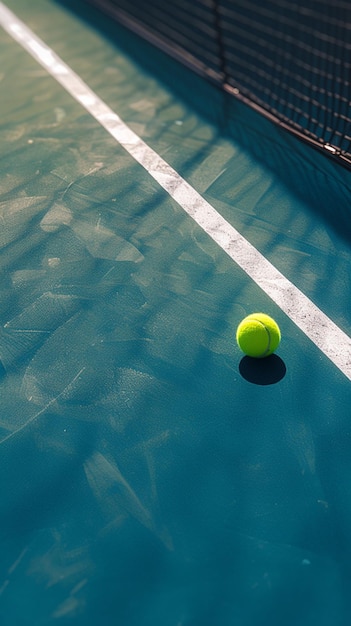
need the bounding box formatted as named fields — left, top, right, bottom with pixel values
left=239, top=354, right=286, bottom=385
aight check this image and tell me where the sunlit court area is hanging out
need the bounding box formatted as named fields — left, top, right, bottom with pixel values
left=0, top=0, right=351, bottom=624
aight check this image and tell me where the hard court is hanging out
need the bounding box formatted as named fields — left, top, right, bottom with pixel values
left=0, top=1, right=351, bottom=624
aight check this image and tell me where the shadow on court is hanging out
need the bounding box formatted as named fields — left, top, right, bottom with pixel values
left=239, top=354, right=286, bottom=385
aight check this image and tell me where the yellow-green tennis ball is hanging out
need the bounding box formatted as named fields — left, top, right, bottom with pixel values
left=236, top=313, right=281, bottom=358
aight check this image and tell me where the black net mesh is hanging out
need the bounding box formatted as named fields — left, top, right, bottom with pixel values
left=84, top=0, right=351, bottom=166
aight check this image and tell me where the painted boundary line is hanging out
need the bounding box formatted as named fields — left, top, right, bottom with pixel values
left=0, top=2, right=351, bottom=382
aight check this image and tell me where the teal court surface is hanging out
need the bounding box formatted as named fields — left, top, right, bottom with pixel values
left=0, top=1, right=351, bottom=624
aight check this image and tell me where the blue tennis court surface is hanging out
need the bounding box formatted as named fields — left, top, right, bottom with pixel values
left=0, top=1, right=351, bottom=624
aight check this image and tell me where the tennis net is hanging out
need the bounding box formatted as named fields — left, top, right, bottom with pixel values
left=83, top=0, right=351, bottom=168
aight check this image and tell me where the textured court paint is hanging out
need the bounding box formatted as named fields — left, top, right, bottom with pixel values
left=1, top=2, right=350, bottom=382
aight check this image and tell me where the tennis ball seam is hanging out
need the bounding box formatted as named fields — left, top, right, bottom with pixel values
left=253, top=318, right=271, bottom=357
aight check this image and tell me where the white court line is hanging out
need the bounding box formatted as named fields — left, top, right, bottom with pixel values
left=1, top=2, right=351, bottom=382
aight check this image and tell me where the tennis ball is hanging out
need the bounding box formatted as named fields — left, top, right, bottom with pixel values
left=236, top=313, right=281, bottom=358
